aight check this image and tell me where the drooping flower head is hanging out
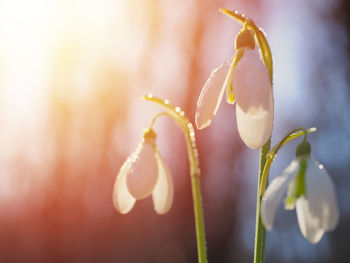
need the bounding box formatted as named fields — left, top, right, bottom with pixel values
left=261, top=140, right=339, bottom=243
left=113, top=128, right=174, bottom=215
left=195, top=21, right=274, bottom=149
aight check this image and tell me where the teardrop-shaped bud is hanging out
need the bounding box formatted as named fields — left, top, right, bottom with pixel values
left=126, top=142, right=159, bottom=200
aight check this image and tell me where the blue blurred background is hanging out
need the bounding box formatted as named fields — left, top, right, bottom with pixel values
left=0, top=0, right=348, bottom=262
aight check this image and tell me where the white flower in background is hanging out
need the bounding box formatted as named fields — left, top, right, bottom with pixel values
left=195, top=28, right=273, bottom=149
left=261, top=153, right=339, bottom=244
left=113, top=129, right=174, bottom=215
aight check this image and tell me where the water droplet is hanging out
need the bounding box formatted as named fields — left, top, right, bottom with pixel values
left=180, top=111, right=184, bottom=116
left=164, top=99, right=170, bottom=104
left=319, top=164, right=324, bottom=170
left=187, top=123, right=193, bottom=128
left=234, top=10, right=238, bottom=14
left=175, top=107, right=181, bottom=113
left=147, top=93, right=153, bottom=98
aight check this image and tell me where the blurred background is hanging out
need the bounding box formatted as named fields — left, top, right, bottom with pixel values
left=0, top=0, right=349, bottom=262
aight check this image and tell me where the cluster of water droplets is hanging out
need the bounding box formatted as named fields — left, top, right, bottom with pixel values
left=145, top=93, right=200, bottom=175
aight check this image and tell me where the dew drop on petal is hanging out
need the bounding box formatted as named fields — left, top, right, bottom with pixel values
left=126, top=143, right=159, bottom=200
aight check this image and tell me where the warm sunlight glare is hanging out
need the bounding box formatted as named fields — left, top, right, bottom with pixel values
left=0, top=0, right=133, bottom=195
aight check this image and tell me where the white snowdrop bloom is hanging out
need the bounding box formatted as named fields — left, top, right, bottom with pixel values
left=261, top=156, right=339, bottom=244
left=195, top=29, right=273, bottom=149
left=113, top=131, right=174, bottom=215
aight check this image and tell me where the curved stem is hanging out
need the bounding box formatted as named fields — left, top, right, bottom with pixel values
left=148, top=111, right=172, bottom=128
left=219, top=8, right=273, bottom=82
left=143, top=94, right=208, bottom=263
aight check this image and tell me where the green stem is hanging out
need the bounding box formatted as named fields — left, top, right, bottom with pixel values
left=254, top=139, right=270, bottom=263
left=144, top=94, right=208, bottom=263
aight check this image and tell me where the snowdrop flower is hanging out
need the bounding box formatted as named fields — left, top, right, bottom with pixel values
left=261, top=141, right=339, bottom=243
left=195, top=27, right=273, bottom=149
left=113, top=128, right=174, bottom=215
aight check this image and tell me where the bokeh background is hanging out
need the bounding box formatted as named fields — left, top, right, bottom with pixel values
left=0, top=0, right=349, bottom=262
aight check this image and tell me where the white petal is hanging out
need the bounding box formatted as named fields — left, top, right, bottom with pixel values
left=296, top=157, right=339, bottom=243
left=113, top=156, right=136, bottom=214
left=236, top=91, right=273, bottom=149
left=296, top=197, right=325, bottom=244
left=261, top=159, right=299, bottom=231
left=126, top=143, right=159, bottom=200
left=152, top=150, right=174, bottom=215
left=233, top=50, right=273, bottom=149
left=195, top=56, right=233, bottom=129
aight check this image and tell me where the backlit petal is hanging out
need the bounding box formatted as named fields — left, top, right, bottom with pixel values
left=126, top=143, right=159, bottom=200
left=195, top=56, right=233, bottom=129
left=261, top=159, right=299, bottom=231
left=233, top=50, right=273, bottom=149
left=152, top=150, right=174, bottom=215
left=296, top=157, right=339, bottom=243
left=296, top=196, right=325, bottom=244
left=236, top=91, right=273, bottom=149
left=113, top=156, right=136, bottom=214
